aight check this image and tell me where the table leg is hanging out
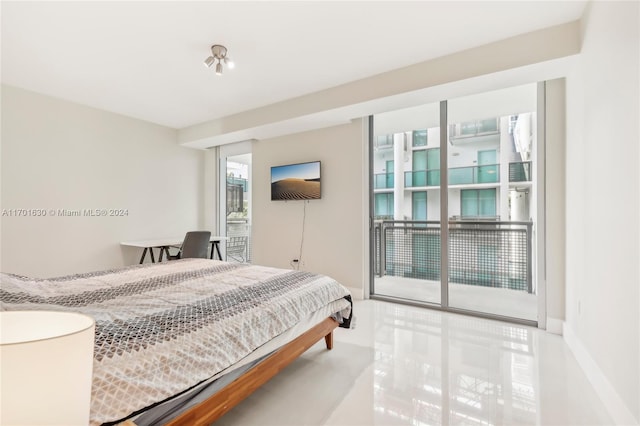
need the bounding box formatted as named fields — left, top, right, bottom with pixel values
left=213, top=241, right=223, bottom=260
left=139, top=247, right=148, bottom=264
left=149, top=247, right=156, bottom=263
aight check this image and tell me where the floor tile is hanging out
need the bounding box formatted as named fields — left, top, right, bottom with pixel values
left=219, top=300, right=613, bottom=426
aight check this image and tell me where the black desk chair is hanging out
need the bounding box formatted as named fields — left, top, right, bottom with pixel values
left=167, top=231, right=211, bottom=260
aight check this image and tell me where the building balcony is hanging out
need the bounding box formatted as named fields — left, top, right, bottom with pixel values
left=509, top=161, right=532, bottom=182
left=381, top=161, right=530, bottom=190
left=404, top=170, right=441, bottom=187
left=405, top=164, right=500, bottom=187
left=374, top=172, right=394, bottom=189
left=449, top=164, right=499, bottom=185
left=227, top=177, right=248, bottom=192
left=374, top=220, right=533, bottom=294
left=449, top=118, right=501, bottom=146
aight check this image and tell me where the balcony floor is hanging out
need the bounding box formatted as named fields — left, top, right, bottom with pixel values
left=374, top=275, right=537, bottom=321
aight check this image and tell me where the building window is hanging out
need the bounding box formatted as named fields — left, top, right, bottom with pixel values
left=426, top=148, right=440, bottom=186
left=375, top=193, right=394, bottom=219
left=461, top=188, right=496, bottom=218
left=226, top=184, right=244, bottom=215
left=477, top=149, right=499, bottom=184
left=406, top=148, right=441, bottom=187
left=412, top=129, right=427, bottom=147
left=412, top=191, right=427, bottom=221
left=407, top=151, right=424, bottom=187
left=413, top=150, right=426, bottom=170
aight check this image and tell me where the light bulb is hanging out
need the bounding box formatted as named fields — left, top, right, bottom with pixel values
left=225, top=58, right=235, bottom=69
left=204, top=56, right=215, bottom=68
left=215, top=62, right=223, bottom=75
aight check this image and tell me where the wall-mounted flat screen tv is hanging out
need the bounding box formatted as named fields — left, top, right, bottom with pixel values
left=271, top=161, right=321, bottom=201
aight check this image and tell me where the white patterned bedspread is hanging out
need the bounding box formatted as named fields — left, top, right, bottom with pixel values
left=0, top=259, right=352, bottom=425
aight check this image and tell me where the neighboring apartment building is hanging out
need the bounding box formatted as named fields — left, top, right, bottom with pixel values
left=372, top=107, right=537, bottom=296
left=373, top=113, right=535, bottom=223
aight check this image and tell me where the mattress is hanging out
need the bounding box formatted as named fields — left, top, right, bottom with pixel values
left=0, top=259, right=352, bottom=425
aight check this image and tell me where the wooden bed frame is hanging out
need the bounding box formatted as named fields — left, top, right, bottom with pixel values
left=121, top=317, right=339, bottom=426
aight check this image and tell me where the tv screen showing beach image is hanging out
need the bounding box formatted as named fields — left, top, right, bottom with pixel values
left=271, top=161, right=321, bottom=200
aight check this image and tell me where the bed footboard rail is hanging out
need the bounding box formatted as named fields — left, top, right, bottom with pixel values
left=163, top=317, right=339, bottom=426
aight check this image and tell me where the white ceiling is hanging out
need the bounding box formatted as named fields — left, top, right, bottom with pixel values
left=1, top=1, right=587, bottom=130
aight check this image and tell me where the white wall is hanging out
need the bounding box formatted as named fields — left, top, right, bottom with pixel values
left=1, top=85, right=205, bottom=277
left=251, top=119, right=367, bottom=298
left=545, top=79, right=566, bottom=333
left=565, top=2, right=639, bottom=423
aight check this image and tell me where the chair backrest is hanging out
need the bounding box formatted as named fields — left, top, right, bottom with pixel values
left=180, top=231, right=211, bottom=259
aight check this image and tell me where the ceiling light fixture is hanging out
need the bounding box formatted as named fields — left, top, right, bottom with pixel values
left=204, top=44, right=234, bottom=75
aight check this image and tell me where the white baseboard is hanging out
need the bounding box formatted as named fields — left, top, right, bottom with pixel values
left=563, top=323, right=639, bottom=425
left=546, top=317, right=564, bottom=335
left=346, top=286, right=364, bottom=300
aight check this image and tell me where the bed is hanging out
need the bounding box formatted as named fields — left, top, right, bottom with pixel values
left=0, top=258, right=353, bottom=425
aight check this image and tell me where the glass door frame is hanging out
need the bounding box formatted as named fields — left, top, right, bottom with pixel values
left=369, top=85, right=546, bottom=328
left=218, top=141, right=253, bottom=262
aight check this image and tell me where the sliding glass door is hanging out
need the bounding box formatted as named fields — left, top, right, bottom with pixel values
left=370, top=83, right=540, bottom=324
left=219, top=142, right=252, bottom=263
left=372, top=102, right=442, bottom=305
left=446, top=85, right=537, bottom=321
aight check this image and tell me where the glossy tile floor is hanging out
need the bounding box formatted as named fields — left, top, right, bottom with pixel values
left=216, top=300, right=613, bottom=426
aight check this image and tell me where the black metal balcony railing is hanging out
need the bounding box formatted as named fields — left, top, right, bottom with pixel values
left=375, top=220, right=533, bottom=293
left=509, top=161, right=532, bottom=182
left=226, top=221, right=251, bottom=263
